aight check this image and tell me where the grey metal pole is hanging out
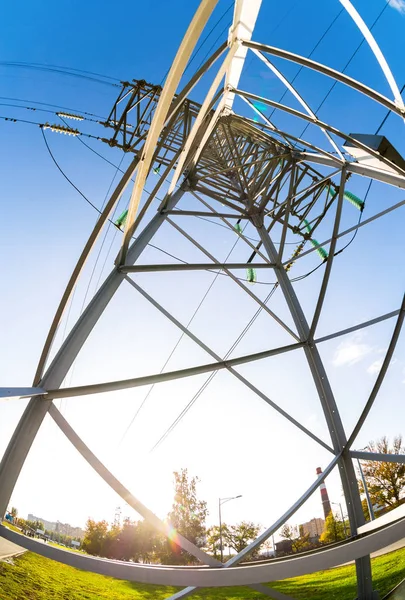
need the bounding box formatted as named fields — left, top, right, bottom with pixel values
left=332, top=502, right=348, bottom=538
left=339, top=503, right=348, bottom=538
left=253, top=213, right=375, bottom=600
left=219, top=499, right=223, bottom=563
left=357, top=458, right=375, bottom=521
left=218, top=495, right=242, bottom=563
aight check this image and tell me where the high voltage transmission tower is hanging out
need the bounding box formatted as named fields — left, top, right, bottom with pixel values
left=1, top=1, right=405, bottom=600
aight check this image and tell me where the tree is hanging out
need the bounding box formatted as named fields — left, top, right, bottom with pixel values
left=226, top=521, right=260, bottom=555
left=358, top=435, right=405, bottom=509
left=319, top=512, right=345, bottom=544
left=280, top=523, right=312, bottom=553
left=206, top=524, right=229, bottom=559
left=82, top=519, right=109, bottom=556
left=165, top=469, right=208, bottom=564
left=10, top=507, right=18, bottom=518
left=103, top=523, right=121, bottom=559
left=280, top=524, right=294, bottom=542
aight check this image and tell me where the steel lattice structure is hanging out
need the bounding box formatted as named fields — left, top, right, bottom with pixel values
left=2, top=1, right=405, bottom=599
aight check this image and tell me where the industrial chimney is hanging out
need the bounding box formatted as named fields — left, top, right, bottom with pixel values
left=316, top=466, right=332, bottom=519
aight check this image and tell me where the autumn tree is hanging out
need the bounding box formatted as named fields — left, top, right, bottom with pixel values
left=82, top=518, right=109, bottom=556
left=226, top=521, right=260, bottom=555
left=319, top=512, right=345, bottom=544
left=358, top=435, right=405, bottom=509
left=280, top=523, right=312, bottom=553
left=206, top=524, right=229, bottom=559
left=164, top=468, right=208, bottom=564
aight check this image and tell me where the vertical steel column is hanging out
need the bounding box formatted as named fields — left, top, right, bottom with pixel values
left=0, top=187, right=185, bottom=519
left=252, top=214, right=376, bottom=600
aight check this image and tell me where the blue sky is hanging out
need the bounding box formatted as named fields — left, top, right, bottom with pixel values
left=1, top=0, right=405, bottom=540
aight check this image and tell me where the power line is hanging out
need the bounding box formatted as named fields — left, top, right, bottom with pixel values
left=0, top=101, right=100, bottom=123
left=15, top=61, right=121, bottom=82
left=0, top=96, right=104, bottom=119
left=0, top=61, right=120, bottom=87
left=41, top=128, right=102, bottom=214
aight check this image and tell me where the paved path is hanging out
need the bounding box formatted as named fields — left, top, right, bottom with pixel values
left=0, top=536, right=23, bottom=560
left=371, top=537, right=405, bottom=558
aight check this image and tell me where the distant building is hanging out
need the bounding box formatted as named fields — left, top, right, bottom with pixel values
left=300, top=517, right=324, bottom=538
left=274, top=539, right=293, bottom=556
left=27, top=514, right=84, bottom=539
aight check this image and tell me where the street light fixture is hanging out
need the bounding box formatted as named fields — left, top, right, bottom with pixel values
left=218, top=495, right=242, bottom=563
left=331, top=501, right=348, bottom=538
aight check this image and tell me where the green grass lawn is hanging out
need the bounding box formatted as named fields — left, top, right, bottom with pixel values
left=1, top=521, right=22, bottom=534
left=0, top=547, right=404, bottom=600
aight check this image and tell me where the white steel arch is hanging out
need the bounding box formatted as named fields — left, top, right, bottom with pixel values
left=2, top=2, right=405, bottom=600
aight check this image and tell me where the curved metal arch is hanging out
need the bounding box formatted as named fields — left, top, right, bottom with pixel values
left=242, top=40, right=405, bottom=118
left=338, top=0, right=405, bottom=111
left=120, top=0, right=220, bottom=260
left=2, top=516, right=404, bottom=587
left=0, top=0, right=403, bottom=597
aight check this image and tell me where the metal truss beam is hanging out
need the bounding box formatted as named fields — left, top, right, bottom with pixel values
left=120, top=262, right=275, bottom=273
left=295, top=151, right=405, bottom=190
left=0, top=387, right=46, bottom=400
left=224, top=0, right=262, bottom=109
left=281, top=196, right=405, bottom=269
left=351, top=450, right=405, bottom=464
left=46, top=340, right=303, bottom=401
left=309, top=168, right=346, bottom=339
left=316, top=309, right=401, bottom=344
left=123, top=277, right=331, bottom=451
left=164, top=210, right=249, bottom=218
left=252, top=217, right=374, bottom=599
left=166, top=217, right=300, bottom=341
left=191, top=191, right=274, bottom=265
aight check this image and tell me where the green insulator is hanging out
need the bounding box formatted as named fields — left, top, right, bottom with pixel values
left=303, top=219, right=312, bottom=235
left=328, top=185, right=364, bottom=211
left=115, top=209, right=128, bottom=230
left=235, top=222, right=242, bottom=234
left=310, top=239, right=328, bottom=261
left=327, top=185, right=337, bottom=198
left=246, top=267, right=257, bottom=284
left=344, top=190, right=364, bottom=211
left=153, top=164, right=161, bottom=175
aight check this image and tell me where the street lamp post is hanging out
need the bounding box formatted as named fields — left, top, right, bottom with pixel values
left=356, top=450, right=375, bottom=521
left=331, top=501, right=348, bottom=538
left=218, top=495, right=242, bottom=563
